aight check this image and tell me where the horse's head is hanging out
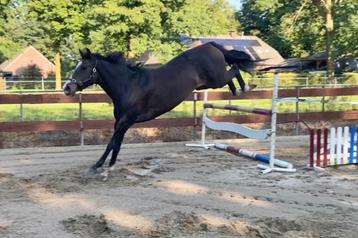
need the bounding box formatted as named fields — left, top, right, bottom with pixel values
left=63, top=48, right=100, bottom=96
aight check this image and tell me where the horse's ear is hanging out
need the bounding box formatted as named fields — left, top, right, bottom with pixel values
left=79, top=48, right=91, bottom=59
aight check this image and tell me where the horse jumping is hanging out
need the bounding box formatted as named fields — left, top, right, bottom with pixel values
left=63, top=42, right=255, bottom=172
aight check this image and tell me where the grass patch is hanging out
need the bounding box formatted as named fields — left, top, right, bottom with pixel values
left=2, top=95, right=358, bottom=122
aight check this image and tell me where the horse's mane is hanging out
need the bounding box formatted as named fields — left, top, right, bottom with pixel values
left=93, top=52, right=143, bottom=71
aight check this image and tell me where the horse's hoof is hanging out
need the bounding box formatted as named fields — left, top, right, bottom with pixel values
left=235, top=88, right=243, bottom=96
left=245, top=84, right=257, bottom=91
left=236, top=84, right=257, bottom=96
left=88, top=165, right=101, bottom=175
left=100, top=169, right=109, bottom=181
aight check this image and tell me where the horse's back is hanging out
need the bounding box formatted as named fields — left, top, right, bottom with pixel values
left=184, top=43, right=230, bottom=87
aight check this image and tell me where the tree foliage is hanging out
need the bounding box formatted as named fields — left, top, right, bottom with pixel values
left=0, top=0, right=239, bottom=67
left=0, top=0, right=23, bottom=61
left=238, top=0, right=357, bottom=58
left=1, top=0, right=356, bottom=76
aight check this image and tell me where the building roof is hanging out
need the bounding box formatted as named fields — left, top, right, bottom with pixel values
left=137, top=33, right=285, bottom=69
left=180, top=34, right=285, bottom=68
left=0, top=46, right=55, bottom=77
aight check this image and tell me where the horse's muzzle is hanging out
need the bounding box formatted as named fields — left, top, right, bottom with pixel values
left=63, top=80, right=78, bottom=96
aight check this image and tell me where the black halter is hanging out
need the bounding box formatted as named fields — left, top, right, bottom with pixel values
left=69, top=60, right=101, bottom=90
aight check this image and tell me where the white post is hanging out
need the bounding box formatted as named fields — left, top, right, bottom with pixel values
left=185, top=90, right=214, bottom=148
left=269, top=72, right=279, bottom=169
left=259, top=71, right=296, bottom=173
left=3, top=78, right=6, bottom=92
left=41, top=77, right=45, bottom=91
left=200, top=91, right=208, bottom=145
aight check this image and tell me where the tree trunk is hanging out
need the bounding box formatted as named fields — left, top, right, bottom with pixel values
left=325, top=0, right=335, bottom=82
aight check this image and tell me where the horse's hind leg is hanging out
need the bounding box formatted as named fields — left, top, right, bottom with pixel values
left=232, top=64, right=256, bottom=95
left=108, top=125, right=131, bottom=169
left=233, top=64, right=246, bottom=91
left=224, top=67, right=238, bottom=95
left=227, top=81, right=237, bottom=95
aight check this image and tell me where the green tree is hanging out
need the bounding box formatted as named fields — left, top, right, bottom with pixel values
left=18, top=64, right=42, bottom=78
left=238, top=0, right=357, bottom=62
left=0, top=0, right=23, bottom=62
left=164, top=0, right=239, bottom=37
left=86, top=0, right=239, bottom=61
left=27, top=0, right=89, bottom=54
left=157, top=0, right=239, bottom=61
left=86, top=0, right=164, bottom=56
left=2, top=0, right=240, bottom=67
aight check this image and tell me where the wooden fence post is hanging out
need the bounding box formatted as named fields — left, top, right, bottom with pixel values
left=55, top=53, right=61, bottom=91
left=295, top=86, right=300, bottom=135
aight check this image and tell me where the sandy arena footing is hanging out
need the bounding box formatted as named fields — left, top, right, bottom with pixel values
left=0, top=136, right=357, bottom=238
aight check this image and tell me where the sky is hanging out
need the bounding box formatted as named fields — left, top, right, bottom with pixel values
left=227, top=0, right=242, bottom=10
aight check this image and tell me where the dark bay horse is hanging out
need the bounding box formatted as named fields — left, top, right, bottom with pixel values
left=63, top=42, right=255, bottom=172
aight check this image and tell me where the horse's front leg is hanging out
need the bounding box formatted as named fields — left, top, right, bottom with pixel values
left=91, top=116, right=133, bottom=173
left=90, top=135, right=115, bottom=172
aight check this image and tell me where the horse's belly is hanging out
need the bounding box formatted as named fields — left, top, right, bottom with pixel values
left=135, top=90, right=191, bottom=123
left=154, top=92, right=189, bottom=112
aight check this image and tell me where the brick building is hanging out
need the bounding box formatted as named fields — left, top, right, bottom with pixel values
left=0, top=46, right=55, bottom=78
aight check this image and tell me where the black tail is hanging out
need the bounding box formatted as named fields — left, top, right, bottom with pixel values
left=258, top=65, right=300, bottom=72
left=209, top=42, right=254, bottom=72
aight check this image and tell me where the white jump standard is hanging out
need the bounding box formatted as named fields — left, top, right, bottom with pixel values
left=186, top=72, right=296, bottom=173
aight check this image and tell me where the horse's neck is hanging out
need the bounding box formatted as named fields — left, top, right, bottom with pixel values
left=97, top=61, right=134, bottom=100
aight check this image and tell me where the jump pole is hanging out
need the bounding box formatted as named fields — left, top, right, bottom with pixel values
left=186, top=72, right=296, bottom=173
left=204, top=103, right=272, bottom=115
left=215, top=143, right=294, bottom=169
